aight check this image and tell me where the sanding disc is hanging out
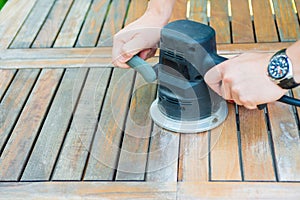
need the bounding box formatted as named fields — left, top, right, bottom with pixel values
left=150, top=99, right=228, bottom=133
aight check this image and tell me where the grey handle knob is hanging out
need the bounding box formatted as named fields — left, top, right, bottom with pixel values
left=126, top=55, right=157, bottom=83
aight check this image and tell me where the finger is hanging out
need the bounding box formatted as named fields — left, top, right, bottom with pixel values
left=220, top=81, right=233, bottom=100
left=122, top=36, right=152, bottom=59
left=204, top=66, right=223, bottom=95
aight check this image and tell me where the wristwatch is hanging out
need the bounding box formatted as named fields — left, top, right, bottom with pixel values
left=267, top=48, right=299, bottom=89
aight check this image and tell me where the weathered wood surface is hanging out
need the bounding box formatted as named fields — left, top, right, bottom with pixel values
left=0, top=0, right=300, bottom=197
left=1, top=182, right=300, bottom=199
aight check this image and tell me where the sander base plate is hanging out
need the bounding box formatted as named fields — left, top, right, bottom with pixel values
left=150, top=99, right=228, bottom=133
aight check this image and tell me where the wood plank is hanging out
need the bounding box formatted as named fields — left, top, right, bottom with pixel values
left=178, top=133, right=209, bottom=181
left=76, top=0, right=112, bottom=47
left=210, top=103, right=241, bottom=180
left=0, top=0, right=65, bottom=181
left=0, top=0, right=38, bottom=48
left=0, top=70, right=15, bottom=100
left=251, top=0, right=278, bottom=42
left=116, top=75, right=156, bottom=180
left=97, top=0, right=130, bottom=46
left=230, top=0, right=254, bottom=43
left=188, top=0, right=208, bottom=24
left=51, top=68, right=111, bottom=181
left=1, top=182, right=300, bottom=199
left=115, top=0, right=152, bottom=181
left=0, top=42, right=292, bottom=70
left=267, top=102, right=300, bottom=181
left=9, top=0, right=57, bottom=47
left=145, top=125, right=180, bottom=182
left=83, top=68, right=135, bottom=180
left=238, top=107, right=275, bottom=181
left=0, top=69, right=62, bottom=181
left=0, top=70, right=38, bottom=152
left=272, top=0, right=300, bottom=41
left=0, top=182, right=177, bottom=199
left=178, top=182, right=300, bottom=199
left=169, top=0, right=187, bottom=22
left=83, top=0, right=132, bottom=181
left=22, top=0, right=98, bottom=181
left=209, top=0, right=231, bottom=44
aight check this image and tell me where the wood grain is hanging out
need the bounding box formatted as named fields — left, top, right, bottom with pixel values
left=188, top=0, right=208, bottom=24
left=146, top=125, right=180, bottom=182
left=210, top=103, right=241, bottom=181
left=83, top=68, right=135, bottom=180
left=251, top=0, right=278, bottom=42
left=230, top=0, right=254, bottom=43
left=267, top=102, right=300, bottom=181
left=272, top=0, right=300, bottom=41
left=210, top=0, right=231, bottom=44
left=0, top=0, right=38, bottom=48
left=169, top=0, right=187, bottom=21
left=21, top=0, right=93, bottom=181
left=115, top=0, right=154, bottom=181
left=238, top=107, right=275, bottom=181
left=1, top=182, right=300, bottom=199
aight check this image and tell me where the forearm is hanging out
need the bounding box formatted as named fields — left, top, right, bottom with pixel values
left=146, top=0, right=176, bottom=24
left=286, top=40, right=300, bottom=83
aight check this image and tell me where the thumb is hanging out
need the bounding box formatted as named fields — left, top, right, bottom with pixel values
left=204, top=66, right=223, bottom=96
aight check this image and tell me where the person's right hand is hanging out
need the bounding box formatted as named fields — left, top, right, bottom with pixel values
left=112, top=11, right=168, bottom=68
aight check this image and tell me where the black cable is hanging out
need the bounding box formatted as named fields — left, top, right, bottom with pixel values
left=278, top=95, right=300, bottom=107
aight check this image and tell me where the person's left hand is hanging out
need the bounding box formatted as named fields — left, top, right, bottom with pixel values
left=204, top=53, right=287, bottom=109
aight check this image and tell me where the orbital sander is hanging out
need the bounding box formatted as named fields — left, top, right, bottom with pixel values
left=127, top=20, right=228, bottom=133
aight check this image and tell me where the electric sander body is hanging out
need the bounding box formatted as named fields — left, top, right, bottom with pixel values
left=128, top=20, right=228, bottom=133
left=149, top=20, right=228, bottom=133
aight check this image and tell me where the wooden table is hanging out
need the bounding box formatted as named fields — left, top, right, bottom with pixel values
left=0, top=0, right=300, bottom=199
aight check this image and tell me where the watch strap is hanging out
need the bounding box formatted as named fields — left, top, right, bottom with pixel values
left=278, top=77, right=300, bottom=89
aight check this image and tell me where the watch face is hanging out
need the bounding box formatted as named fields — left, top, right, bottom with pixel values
left=268, top=55, right=289, bottom=80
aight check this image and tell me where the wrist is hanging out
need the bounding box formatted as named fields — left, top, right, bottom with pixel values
left=146, top=0, right=175, bottom=25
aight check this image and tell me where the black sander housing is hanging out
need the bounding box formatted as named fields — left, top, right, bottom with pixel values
left=127, top=20, right=228, bottom=133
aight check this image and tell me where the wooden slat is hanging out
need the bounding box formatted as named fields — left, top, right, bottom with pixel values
left=210, top=0, right=231, bottom=44
left=115, top=0, right=153, bottom=181
left=267, top=102, right=300, bottom=181
left=230, top=0, right=254, bottom=43
left=51, top=68, right=111, bottom=181
left=84, top=0, right=133, bottom=181
left=116, top=75, right=156, bottom=180
left=0, top=69, right=62, bottom=181
left=178, top=133, right=209, bottom=181
left=0, top=42, right=292, bottom=70
left=252, top=0, right=278, bottom=42
left=83, top=68, right=134, bottom=180
left=210, top=104, right=241, bottom=180
left=188, top=0, right=208, bottom=24
left=0, top=0, right=38, bottom=48
left=10, top=0, right=57, bottom=48
left=21, top=0, right=93, bottom=181
left=1, top=182, right=300, bottom=199
left=178, top=182, right=300, bottom=199
left=0, top=70, right=38, bottom=152
left=0, top=70, right=15, bottom=100
left=238, top=107, right=275, bottom=181
left=272, top=0, right=300, bottom=41
left=96, top=0, right=130, bottom=46
left=145, top=125, right=180, bottom=182
left=0, top=0, right=61, bottom=181
left=169, top=0, right=187, bottom=22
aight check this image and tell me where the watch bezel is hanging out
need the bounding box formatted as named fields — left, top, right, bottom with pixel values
left=267, top=54, right=290, bottom=80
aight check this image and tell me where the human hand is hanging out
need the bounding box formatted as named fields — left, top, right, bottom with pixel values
left=204, top=53, right=287, bottom=109
left=112, top=12, right=167, bottom=68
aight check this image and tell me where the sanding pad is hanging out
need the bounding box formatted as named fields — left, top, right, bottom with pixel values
left=150, top=99, right=228, bottom=133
